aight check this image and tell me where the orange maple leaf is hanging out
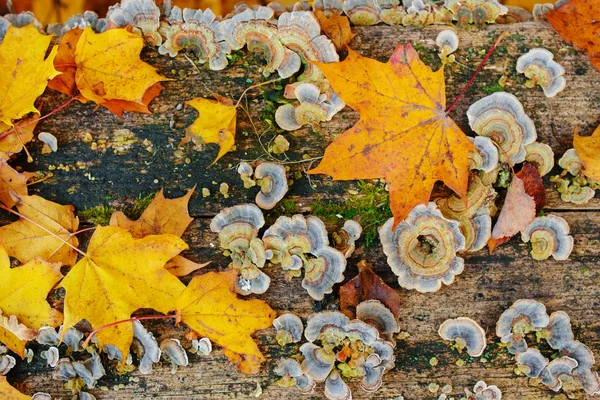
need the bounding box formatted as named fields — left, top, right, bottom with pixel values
left=49, top=27, right=166, bottom=117
left=0, top=115, right=39, bottom=160
left=175, top=270, right=275, bottom=374
left=547, top=0, right=600, bottom=72
left=310, top=44, right=475, bottom=225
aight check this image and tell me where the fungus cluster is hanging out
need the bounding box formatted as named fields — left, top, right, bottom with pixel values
left=275, top=83, right=344, bottom=131
left=379, top=202, right=465, bottom=293
left=332, top=219, right=363, bottom=258
left=236, top=162, right=289, bottom=209
left=0, top=346, right=15, bottom=375
left=436, top=30, right=458, bottom=64
left=465, top=380, right=502, bottom=399
left=210, top=204, right=272, bottom=295
left=497, top=299, right=600, bottom=396
left=263, top=214, right=346, bottom=300
left=551, top=148, right=598, bottom=205
left=516, top=48, right=566, bottom=98
left=275, top=311, right=395, bottom=399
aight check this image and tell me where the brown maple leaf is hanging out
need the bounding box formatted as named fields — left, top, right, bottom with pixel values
left=310, top=44, right=475, bottom=225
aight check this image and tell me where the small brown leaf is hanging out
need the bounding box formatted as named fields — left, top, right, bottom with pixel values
left=314, top=10, right=355, bottom=50
left=339, top=260, right=401, bottom=319
left=0, top=160, right=33, bottom=208
left=516, top=162, right=547, bottom=214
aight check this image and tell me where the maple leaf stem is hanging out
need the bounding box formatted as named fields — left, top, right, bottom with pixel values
left=235, top=78, right=282, bottom=109
left=0, top=203, right=87, bottom=258
left=0, top=98, right=77, bottom=141
left=82, top=315, right=176, bottom=348
left=446, top=32, right=509, bottom=114
left=72, top=226, right=97, bottom=235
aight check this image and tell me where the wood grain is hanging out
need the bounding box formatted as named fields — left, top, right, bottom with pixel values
left=6, top=21, right=600, bottom=400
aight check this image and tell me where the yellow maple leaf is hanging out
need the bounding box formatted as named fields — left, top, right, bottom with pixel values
left=0, top=375, right=29, bottom=400
left=181, top=97, right=237, bottom=164
left=74, top=27, right=167, bottom=107
left=0, top=246, right=63, bottom=358
left=0, top=194, right=79, bottom=266
left=176, top=270, right=276, bottom=374
left=573, top=125, right=600, bottom=181
left=61, top=226, right=187, bottom=359
left=0, top=160, right=33, bottom=208
left=0, top=24, right=59, bottom=126
left=310, top=44, right=475, bottom=225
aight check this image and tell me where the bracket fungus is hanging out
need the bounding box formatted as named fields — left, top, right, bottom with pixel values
left=211, top=204, right=272, bottom=295
left=274, top=357, right=316, bottom=393
left=0, top=353, right=15, bottom=375
left=521, top=215, right=574, bottom=261
left=159, top=7, right=230, bottom=71
left=356, top=300, right=400, bottom=338
left=516, top=348, right=548, bottom=378
left=438, top=317, right=487, bottom=357
left=37, top=326, right=61, bottom=346
left=254, top=162, right=289, bottom=210
left=59, top=326, right=85, bottom=353
left=558, top=148, right=583, bottom=176
left=540, top=311, right=574, bottom=351
left=131, top=320, right=161, bottom=374
left=191, top=337, right=212, bottom=356
left=516, top=48, right=566, bottom=98
left=342, top=0, right=381, bottom=26
left=160, top=338, right=189, bottom=374
left=273, top=313, right=304, bottom=346
left=539, top=356, right=578, bottom=392
left=436, top=30, right=459, bottom=64
left=560, top=340, right=600, bottom=395
left=468, top=136, right=499, bottom=173
left=263, top=215, right=346, bottom=300
left=524, top=142, right=554, bottom=177
left=299, top=311, right=394, bottom=398
left=325, top=369, right=352, bottom=400
left=379, top=202, right=466, bottom=293
left=467, top=92, right=537, bottom=165
left=468, top=380, right=502, bottom=399
left=314, top=0, right=344, bottom=15
left=42, top=346, right=60, bottom=368
left=496, top=299, right=549, bottom=355
left=106, top=0, right=163, bottom=45
left=275, top=83, right=345, bottom=131
left=237, top=161, right=256, bottom=188
left=222, top=7, right=301, bottom=78
left=332, top=220, right=363, bottom=258
left=532, top=3, right=554, bottom=21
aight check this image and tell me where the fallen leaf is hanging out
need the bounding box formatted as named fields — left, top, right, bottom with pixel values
left=0, top=246, right=63, bottom=358
left=61, top=226, right=187, bottom=360
left=101, top=82, right=165, bottom=118
left=573, top=125, right=600, bottom=181
left=0, top=24, right=59, bottom=126
left=110, top=188, right=195, bottom=238
left=500, top=0, right=539, bottom=12
left=0, top=375, right=29, bottom=400
left=164, top=255, right=209, bottom=277
left=175, top=270, right=276, bottom=374
left=339, top=260, right=401, bottom=319
left=488, top=164, right=545, bottom=252
left=314, top=10, right=355, bottom=50
left=547, top=0, right=600, bottom=71
left=181, top=97, right=237, bottom=164
left=10, top=0, right=86, bottom=25
left=309, top=44, right=475, bottom=225
left=0, top=115, right=39, bottom=160
left=0, top=194, right=79, bottom=266
left=0, top=161, right=33, bottom=208
left=74, top=27, right=167, bottom=108
left=110, top=187, right=209, bottom=276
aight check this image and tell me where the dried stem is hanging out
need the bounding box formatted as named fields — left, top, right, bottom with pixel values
left=235, top=78, right=282, bottom=109
left=446, top=32, right=509, bottom=114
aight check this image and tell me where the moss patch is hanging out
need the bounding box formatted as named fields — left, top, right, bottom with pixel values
left=310, top=181, right=392, bottom=247
left=79, top=192, right=157, bottom=226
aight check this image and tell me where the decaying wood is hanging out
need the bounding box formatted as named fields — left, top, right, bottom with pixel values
left=8, top=21, right=600, bottom=399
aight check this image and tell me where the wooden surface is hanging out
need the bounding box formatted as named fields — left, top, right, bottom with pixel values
left=8, top=21, right=600, bottom=399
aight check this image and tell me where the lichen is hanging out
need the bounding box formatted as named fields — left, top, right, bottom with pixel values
left=310, top=181, right=391, bottom=247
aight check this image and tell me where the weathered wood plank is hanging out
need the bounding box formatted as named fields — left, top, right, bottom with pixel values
left=25, top=22, right=600, bottom=218
left=9, top=211, right=600, bottom=399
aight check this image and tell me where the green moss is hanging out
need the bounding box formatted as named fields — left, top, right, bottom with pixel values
left=310, top=181, right=392, bottom=247
left=124, top=192, right=156, bottom=220
left=481, top=81, right=504, bottom=94
left=79, top=205, right=114, bottom=226
left=280, top=198, right=300, bottom=214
